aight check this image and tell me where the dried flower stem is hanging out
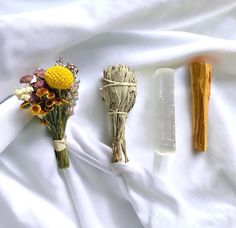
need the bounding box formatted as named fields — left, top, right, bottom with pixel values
left=45, top=90, right=70, bottom=168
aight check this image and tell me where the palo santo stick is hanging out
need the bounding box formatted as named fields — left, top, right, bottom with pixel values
left=189, top=62, right=212, bottom=151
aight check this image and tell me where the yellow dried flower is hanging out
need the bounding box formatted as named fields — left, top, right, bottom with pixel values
left=40, top=119, right=47, bottom=126
left=30, top=104, right=42, bottom=116
left=45, top=100, right=55, bottom=108
left=20, top=101, right=30, bottom=109
left=36, top=88, right=49, bottom=97
left=45, top=66, right=74, bottom=89
left=54, top=99, right=62, bottom=106
left=38, top=110, right=47, bottom=117
left=46, top=92, right=55, bottom=99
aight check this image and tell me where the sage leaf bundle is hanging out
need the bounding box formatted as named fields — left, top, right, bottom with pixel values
left=100, top=65, right=137, bottom=163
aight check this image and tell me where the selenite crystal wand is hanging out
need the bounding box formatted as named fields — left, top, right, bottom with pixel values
left=155, top=68, right=176, bottom=155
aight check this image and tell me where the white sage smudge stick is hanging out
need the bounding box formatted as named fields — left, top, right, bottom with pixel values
left=100, top=65, right=137, bottom=163
left=155, top=68, right=176, bottom=155
left=189, top=62, right=212, bottom=151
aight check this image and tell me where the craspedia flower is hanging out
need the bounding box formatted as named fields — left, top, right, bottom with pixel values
left=45, top=66, right=74, bottom=89
left=30, top=104, right=42, bottom=116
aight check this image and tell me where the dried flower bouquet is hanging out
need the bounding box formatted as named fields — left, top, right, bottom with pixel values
left=15, top=58, right=79, bottom=168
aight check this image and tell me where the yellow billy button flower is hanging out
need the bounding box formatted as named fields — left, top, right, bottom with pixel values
left=30, top=104, right=42, bottom=116
left=45, top=66, right=74, bottom=89
left=36, top=88, right=49, bottom=98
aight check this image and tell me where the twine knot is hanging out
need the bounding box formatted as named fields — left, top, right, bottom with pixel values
left=53, top=137, right=67, bottom=152
left=100, top=78, right=136, bottom=90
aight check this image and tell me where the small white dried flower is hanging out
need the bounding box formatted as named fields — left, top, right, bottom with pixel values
left=15, top=86, right=33, bottom=101
left=15, top=88, right=24, bottom=99
left=24, top=86, right=34, bottom=93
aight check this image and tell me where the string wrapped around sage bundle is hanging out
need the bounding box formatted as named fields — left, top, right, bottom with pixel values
left=15, top=58, right=79, bottom=169
left=100, top=65, right=137, bottom=163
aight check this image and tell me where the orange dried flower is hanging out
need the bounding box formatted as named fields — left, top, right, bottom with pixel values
left=30, top=104, right=42, bottom=116
left=20, top=101, right=30, bottom=109
left=38, top=109, right=47, bottom=117
left=40, top=119, right=47, bottom=126
left=45, top=106, right=54, bottom=112
left=46, top=92, right=55, bottom=100
left=46, top=100, right=55, bottom=108
left=54, top=99, right=62, bottom=106
left=36, top=88, right=49, bottom=98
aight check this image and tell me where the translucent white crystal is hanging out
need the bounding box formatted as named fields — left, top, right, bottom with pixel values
left=155, top=68, right=175, bottom=155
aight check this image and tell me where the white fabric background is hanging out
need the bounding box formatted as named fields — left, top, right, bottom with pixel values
left=1, top=0, right=236, bottom=227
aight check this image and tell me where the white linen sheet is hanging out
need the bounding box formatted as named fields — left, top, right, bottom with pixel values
left=1, top=0, right=236, bottom=227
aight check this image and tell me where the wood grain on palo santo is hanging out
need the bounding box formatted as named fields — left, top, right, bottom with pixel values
left=189, top=62, right=212, bottom=151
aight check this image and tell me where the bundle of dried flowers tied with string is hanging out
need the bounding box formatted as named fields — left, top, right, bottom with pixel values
left=15, top=58, right=79, bottom=169
left=100, top=65, right=137, bottom=163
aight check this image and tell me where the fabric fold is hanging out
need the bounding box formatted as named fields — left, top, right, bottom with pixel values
left=67, top=125, right=179, bottom=227
left=1, top=1, right=236, bottom=227
left=0, top=96, right=32, bottom=153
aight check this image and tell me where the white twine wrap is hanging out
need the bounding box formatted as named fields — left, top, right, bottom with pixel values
left=108, top=111, right=127, bottom=115
left=101, top=78, right=136, bottom=116
left=100, top=78, right=136, bottom=90
left=53, top=137, right=67, bottom=152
